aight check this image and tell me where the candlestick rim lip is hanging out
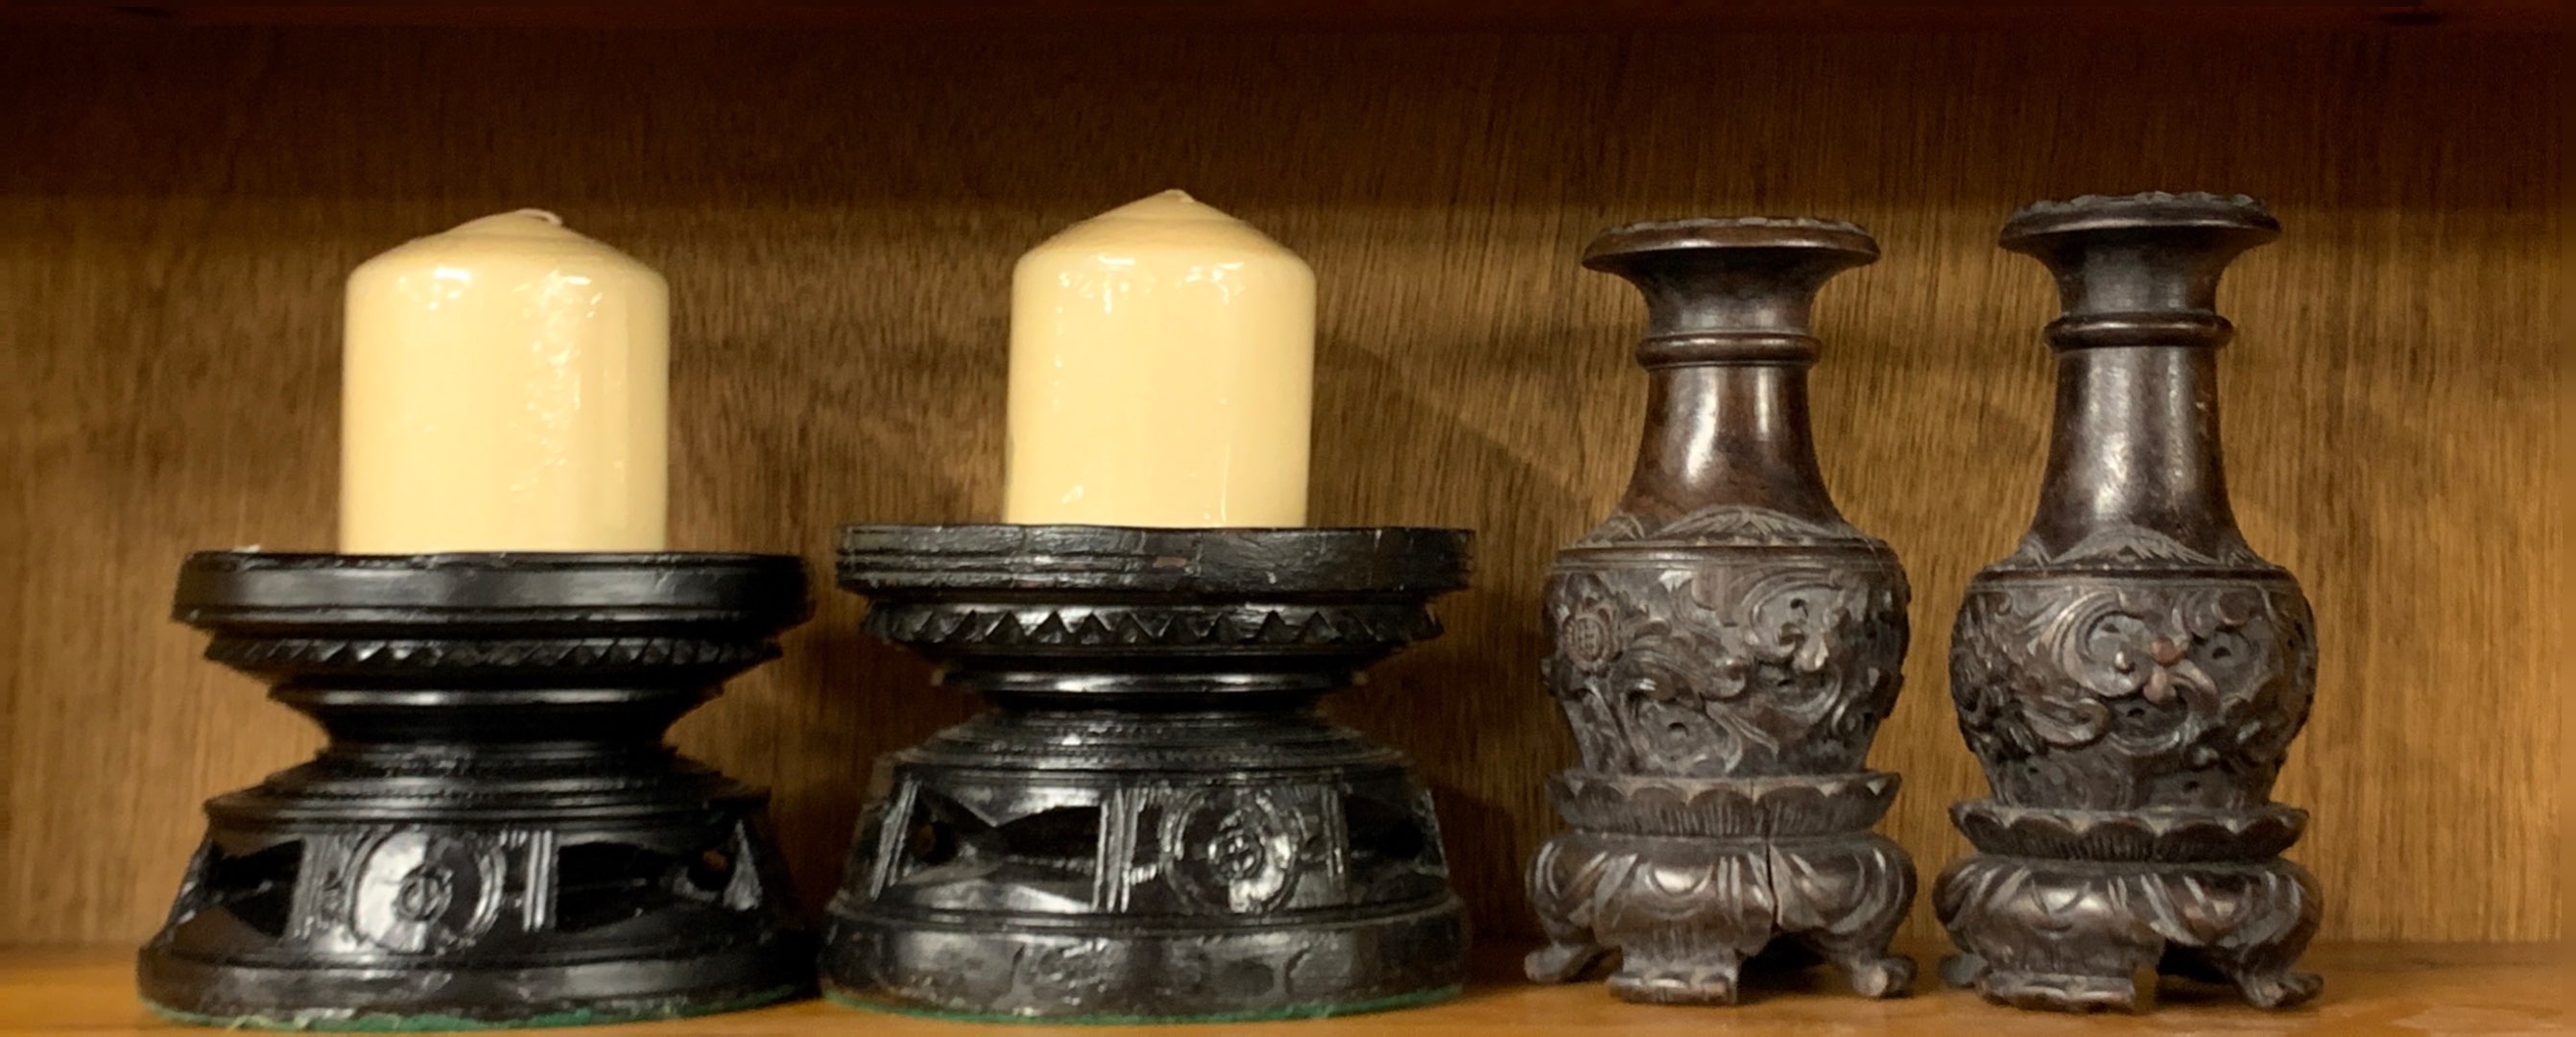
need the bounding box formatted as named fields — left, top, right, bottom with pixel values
left=173, top=550, right=809, bottom=628
left=835, top=523, right=1470, bottom=596
left=1584, top=217, right=1878, bottom=269
left=2001, top=191, right=2280, bottom=249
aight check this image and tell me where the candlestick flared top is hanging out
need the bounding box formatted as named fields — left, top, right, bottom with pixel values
left=1583, top=217, right=1877, bottom=365
left=2002, top=192, right=2278, bottom=350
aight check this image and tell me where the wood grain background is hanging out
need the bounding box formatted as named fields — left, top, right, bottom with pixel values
left=0, top=28, right=2559, bottom=948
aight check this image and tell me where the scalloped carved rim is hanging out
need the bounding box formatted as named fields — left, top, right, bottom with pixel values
left=1551, top=770, right=1897, bottom=837
left=1950, top=799, right=2307, bottom=863
left=2011, top=190, right=2274, bottom=222
left=1600, top=214, right=1872, bottom=236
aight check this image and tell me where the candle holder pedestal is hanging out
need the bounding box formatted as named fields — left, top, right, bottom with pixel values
left=139, top=552, right=813, bottom=1030
left=1938, top=193, right=2322, bottom=1013
left=823, top=525, right=1472, bottom=1023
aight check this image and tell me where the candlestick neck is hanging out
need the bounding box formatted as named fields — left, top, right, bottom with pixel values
left=1584, top=218, right=1874, bottom=528
left=2003, top=191, right=2278, bottom=351
left=1998, top=193, right=2280, bottom=569
left=1586, top=217, right=1876, bottom=368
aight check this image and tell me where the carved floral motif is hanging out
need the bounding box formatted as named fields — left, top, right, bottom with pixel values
left=345, top=831, right=508, bottom=953
left=1544, top=558, right=1908, bottom=778
left=1163, top=789, right=1319, bottom=913
left=1948, top=577, right=2315, bottom=811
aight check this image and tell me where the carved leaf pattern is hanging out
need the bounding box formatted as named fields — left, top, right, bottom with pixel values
left=1575, top=504, right=1881, bottom=549
left=1544, top=557, right=1909, bottom=778
left=1996, top=524, right=2276, bottom=571
left=1948, top=579, right=2316, bottom=811
left=1528, top=830, right=1914, bottom=975
left=1934, top=853, right=2321, bottom=1010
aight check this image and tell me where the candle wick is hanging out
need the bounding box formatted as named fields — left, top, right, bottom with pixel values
left=511, top=208, right=565, bottom=226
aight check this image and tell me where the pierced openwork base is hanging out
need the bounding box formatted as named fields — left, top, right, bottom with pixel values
left=139, top=552, right=813, bottom=1030
left=820, top=710, right=1467, bottom=1022
left=1935, top=801, right=2322, bottom=1013
left=141, top=782, right=810, bottom=1030
left=825, top=524, right=1475, bottom=1022
left=1525, top=772, right=1917, bottom=1005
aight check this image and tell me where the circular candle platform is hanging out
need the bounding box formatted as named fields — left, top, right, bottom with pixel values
left=138, top=552, right=812, bottom=1030
left=823, top=524, right=1472, bottom=1022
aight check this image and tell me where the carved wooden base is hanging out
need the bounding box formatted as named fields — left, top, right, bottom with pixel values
left=820, top=710, right=1467, bottom=1021
left=142, top=552, right=813, bottom=1029
left=1935, top=801, right=2322, bottom=1013
left=828, top=525, right=1473, bottom=1022
left=1524, top=772, right=1916, bottom=1004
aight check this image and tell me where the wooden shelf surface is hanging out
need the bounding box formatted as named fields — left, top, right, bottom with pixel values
left=0, top=943, right=2556, bottom=1035
left=0, top=0, right=2562, bottom=30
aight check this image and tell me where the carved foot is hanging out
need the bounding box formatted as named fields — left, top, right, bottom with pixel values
left=2223, top=962, right=2324, bottom=1009
left=1979, top=969, right=2140, bottom=1013
left=1608, top=955, right=1742, bottom=1005
left=1531, top=785, right=1920, bottom=1005
left=1831, top=951, right=1916, bottom=999
left=1937, top=952, right=1984, bottom=988
left=1941, top=944, right=2140, bottom=1010
left=1523, top=940, right=1608, bottom=983
left=1779, top=832, right=1918, bottom=999
left=1935, top=852, right=2321, bottom=1013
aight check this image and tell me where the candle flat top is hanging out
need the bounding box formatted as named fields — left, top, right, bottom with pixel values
left=1027, top=189, right=1303, bottom=259
left=361, top=208, right=658, bottom=272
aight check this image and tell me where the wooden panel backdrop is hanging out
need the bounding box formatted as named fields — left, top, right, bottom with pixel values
left=0, top=28, right=2559, bottom=948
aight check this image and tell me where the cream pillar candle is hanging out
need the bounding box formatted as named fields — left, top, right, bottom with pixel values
left=1004, top=190, right=1315, bottom=526
left=339, top=210, right=669, bottom=552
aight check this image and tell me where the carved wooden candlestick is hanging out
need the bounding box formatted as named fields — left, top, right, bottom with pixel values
left=1937, top=192, right=2321, bottom=1013
left=823, top=524, right=1471, bottom=1022
left=1524, top=218, right=1917, bottom=1005
left=140, top=552, right=812, bottom=1029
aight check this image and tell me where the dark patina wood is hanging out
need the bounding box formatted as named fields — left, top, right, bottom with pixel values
left=1524, top=218, right=1917, bottom=1004
left=1937, top=192, right=2323, bottom=1012
left=140, top=551, right=814, bottom=1029
left=823, top=524, right=1474, bottom=1023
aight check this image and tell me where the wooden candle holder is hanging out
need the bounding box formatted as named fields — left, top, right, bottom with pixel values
left=1522, top=218, right=1918, bottom=1004
left=139, top=552, right=813, bottom=1029
left=1937, top=193, right=2323, bottom=1012
left=823, top=524, right=1471, bottom=1022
